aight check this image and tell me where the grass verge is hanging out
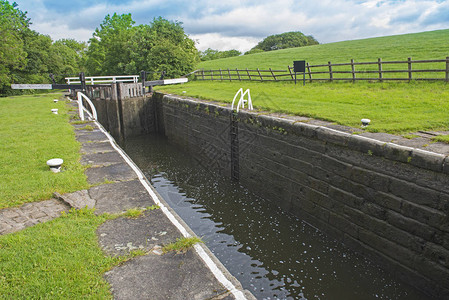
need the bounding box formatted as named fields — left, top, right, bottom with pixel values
left=0, top=208, right=138, bottom=299
left=156, top=80, right=449, bottom=134
left=0, top=93, right=90, bottom=209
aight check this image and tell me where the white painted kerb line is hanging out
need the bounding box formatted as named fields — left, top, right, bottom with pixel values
left=75, top=99, right=246, bottom=300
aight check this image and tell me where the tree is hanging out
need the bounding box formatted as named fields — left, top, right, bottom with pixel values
left=85, top=13, right=135, bottom=75
left=54, top=39, right=87, bottom=74
left=200, top=48, right=241, bottom=61
left=131, top=17, right=199, bottom=78
left=0, top=0, right=29, bottom=93
left=244, top=48, right=264, bottom=55
left=1, top=1, right=87, bottom=95
left=221, top=49, right=241, bottom=59
left=85, top=15, right=199, bottom=78
left=250, top=31, right=319, bottom=52
left=200, top=48, right=220, bottom=61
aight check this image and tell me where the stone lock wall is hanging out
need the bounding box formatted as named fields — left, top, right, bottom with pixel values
left=86, top=83, right=155, bottom=141
left=151, top=92, right=449, bottom=298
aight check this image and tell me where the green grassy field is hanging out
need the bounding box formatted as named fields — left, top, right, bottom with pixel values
left=158, top=30, right=449, bottom=134
left=0, top=93, right=90, bottom=209
left=198, top=29, right=449, bottom=70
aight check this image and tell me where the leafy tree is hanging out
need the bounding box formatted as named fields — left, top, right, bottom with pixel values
left=13, top=32, right=82, bottom=84
left=53, top=39, right=87, bottom=75
left=244, top=48, right=264, bottom=55
left=0, top=0, right=29, bottom=93
left=200, top=48, right=241, bottom=61
left=0, top=1, right=89, bottom=95
left=85, top=15, right=199, bottom=78
left=221, top=49, right=241, bottom=59
left=200, top=48, right=220, bottom=61
left=85, top=13, right=135, bottom=75
left=132, top=18, right=199, bottom=78
left=55, top=38, right=87, bottom=54
left=251, top=31, right=319, bottom=52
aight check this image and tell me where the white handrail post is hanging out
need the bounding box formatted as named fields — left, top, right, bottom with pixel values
left=246, top=89, right=253, bottom=110
left=77, top=91, right=98, bottom=120
left=77, top=92, right=85, bottom=121
left=232, top=88, right=252, bottom=113
left=231, top=88, right=243, bottom=111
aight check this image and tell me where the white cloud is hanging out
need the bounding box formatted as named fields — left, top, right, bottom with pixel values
left=191, top=33, right=259, bottom=52
left=15, top=0, right=449, bottom=48
left=32, top=22, right=93, bottom=42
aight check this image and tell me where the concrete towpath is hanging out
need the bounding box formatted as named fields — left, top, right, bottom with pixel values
left=65, top=100, right=254, bottom=300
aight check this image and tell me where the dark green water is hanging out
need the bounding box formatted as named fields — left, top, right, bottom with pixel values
left=121, top=134, right=426, bottom=300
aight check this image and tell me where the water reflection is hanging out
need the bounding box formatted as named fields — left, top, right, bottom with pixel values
left=121, top=134, right=425, bottom=300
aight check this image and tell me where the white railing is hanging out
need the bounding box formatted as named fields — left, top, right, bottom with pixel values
left=231, top=88, right=253, bottom=113
left=77, top=92, right=98, bottom=121
left=66, top=75, right=139, bottom=85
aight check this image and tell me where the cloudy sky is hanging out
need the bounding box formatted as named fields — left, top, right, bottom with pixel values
left=14, top=0, right=449, bottom=52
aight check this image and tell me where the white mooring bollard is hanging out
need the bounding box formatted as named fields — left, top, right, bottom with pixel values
left=46, top=158, right=63, bottom=173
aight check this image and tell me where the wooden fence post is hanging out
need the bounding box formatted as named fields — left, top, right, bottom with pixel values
left=306, top=62, right=312, bottom=82
left=351, top=59, right=355, bottom=83
left=227, top=69, right=232, bottom=81
left=446, top=57, right=449, bottom=83
left=211, top=70, right=214, bottom=81
left=201, top=69, right=205, bottom=80
left=246, top=68, right=252, bottom=81
left=269, top=68, right=277, bottom=81
left=328, top=61, right=333, bottom=82
left=378, top=58, right=383, bottom=82
left=219, top=68, right=223, bottom=81
left=408, top=57, right=412, bottom=81
left=257, top=68, right=263, bottom=81
left=236, top=69, right=241, bottom=81
left=288, top=66, right=294, bottom=80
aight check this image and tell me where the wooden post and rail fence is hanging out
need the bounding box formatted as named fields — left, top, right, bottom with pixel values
left=193, top=57, right=449, bottom=83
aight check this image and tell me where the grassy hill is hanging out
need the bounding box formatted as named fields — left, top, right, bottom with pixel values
left=197, top=29, right=449, bottom=70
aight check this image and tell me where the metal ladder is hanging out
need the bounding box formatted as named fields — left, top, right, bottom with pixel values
left=230, top=111, right=239, bottom=181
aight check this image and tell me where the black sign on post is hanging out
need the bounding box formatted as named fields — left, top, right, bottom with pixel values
left=79, top=72, right=86, bottom=91
left=293, top=60, right=306, bottom=86
left=140, top=70, right=147, bottom=95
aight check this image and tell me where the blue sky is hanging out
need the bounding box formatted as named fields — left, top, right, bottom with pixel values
left=14, top=0, right=449, bottom=52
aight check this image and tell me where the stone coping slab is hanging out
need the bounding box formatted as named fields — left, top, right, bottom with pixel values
left=84, top=162, right=138, bottom=185
left=97, top=209, right=180, bottom=256
left=90, top=180, right=153, bottom=215
left=80, top=151, right=125, bottom=167
left=75, top=130, right=109, bottom=143
left=105, top=250, right=233, bottom=300
left=81, top=141, right=116, bottom=154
